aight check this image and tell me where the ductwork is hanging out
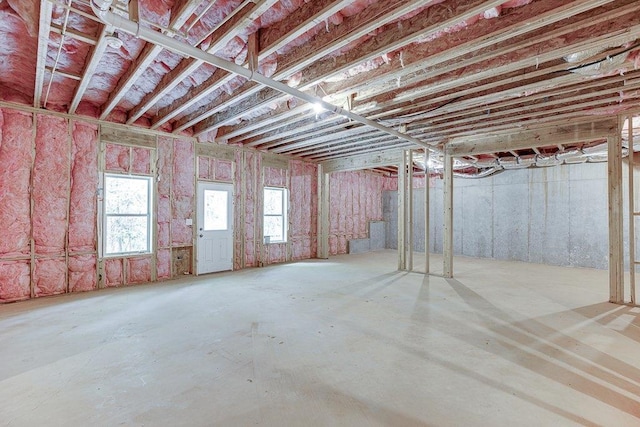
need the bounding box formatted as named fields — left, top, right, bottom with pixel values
left=89, top=1, right=441, bottom=155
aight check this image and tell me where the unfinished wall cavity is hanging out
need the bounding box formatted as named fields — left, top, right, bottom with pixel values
left=329, top=170, right=385, bottom=255
left=0, top=107, right=100, bottom=302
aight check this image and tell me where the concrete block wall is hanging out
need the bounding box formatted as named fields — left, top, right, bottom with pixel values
left=384, top=162, right=611, bottom=269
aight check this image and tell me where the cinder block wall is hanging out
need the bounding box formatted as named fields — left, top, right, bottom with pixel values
left=384, top=162, right=612, bottom=269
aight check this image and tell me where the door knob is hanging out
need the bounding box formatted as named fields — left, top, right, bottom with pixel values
left=199, top=234, right=203, bottom=238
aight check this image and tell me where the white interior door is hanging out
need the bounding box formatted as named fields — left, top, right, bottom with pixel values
left=197, top=182, right=234, bottom=274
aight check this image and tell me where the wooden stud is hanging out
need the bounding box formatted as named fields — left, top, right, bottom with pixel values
left=629, top=116, right=637, bottom=305
left=608, top=133, right=624, bottom=303
left=407, top=150, right=414, bottom=271
left=398, top=151, right=407, bottom=271
left=424, top=148, right=430, bottom=274
left=443, top=152, right=454, bottom=278
left=29, top=113, right=36, bottom=298
left=317, top=165, right=330, bottom=259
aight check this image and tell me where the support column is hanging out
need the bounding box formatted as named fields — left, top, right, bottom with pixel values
left=407, top=150, right=414, bottom=271
left=443, top=153, right=454, bottom=278
left=398, top=151, right=407, bottom=270
left=608, top=134, right=624, bottom=303
left=317, top=165, right=330, bottom=259
left=424, top=149, right=430, bottom=274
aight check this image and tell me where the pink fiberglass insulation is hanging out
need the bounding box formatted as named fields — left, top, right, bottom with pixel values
left=382, top=177, right=397, bottom=191
left=157, top=136, right=173, bottom=248
left=68, top=255, right=96, bottom=292
left=132, top=147, right=152, bottom=175
left=172, top=138, right=194, bottom=246
left=289, top=160, right=317, bottom=260
left=243, top=151, right=257, bottom=267
left=215, top=159, right=233, bottom=182
left=232, top=150, right=243, bottom=270
left=0, top=109, right=33, bottom=257
left=268, top=243, right=286, bottom=264
left=34, top=257, right=66, bottom=296
left=157, top=249, right=171, bottom=279
left=33, top=115, right=69, bottom=255
left=104, top=258, right=123, bottom=287
left=264, top=166, right=287, bottom=187
left=105, top=143, right=131, bottom=173
left=0, top=260, right=30, bottom=302
left=127, top=257, right=152, bottom=284
left=69, top=121, right=98, bottom=253
left=198, top=156, right=211, bottom=180
left=328, top=171, right=383, bottom=255
left=0, top=2, right=37, bottom=105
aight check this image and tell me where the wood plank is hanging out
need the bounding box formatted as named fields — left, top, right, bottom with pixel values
left=608, top=133, right=624, bottom=303
left=317, top=165, right=329, bottom=259
left=446, top=119, right=618, bottom=156
left=100, top=126, right=157, bottom=148
left=443, top=153, right=453, bottom=279
left=196, top=143, right=236, bottom=161
left=261, top=152, right=290, bottom=170
left=322, top=149, right=404, bottom=173
left=34, top=0, right=53, bottom=107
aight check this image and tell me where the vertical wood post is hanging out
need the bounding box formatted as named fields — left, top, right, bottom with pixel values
left=408, top=150, right=414, bottom=271
left=608, top=134, right=624, bottom=303
left=443, top=153, right=454, bottom=278
left=317, top=165, right=330, bottom=259
left=629, top=117, right=637, bottom=305
left=424, top=149, right=430, bottom=274
left=398, top=151, right=407, bottom=270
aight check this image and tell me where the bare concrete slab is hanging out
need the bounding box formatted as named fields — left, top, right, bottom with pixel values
left=1, top=251, right=639, bottom=426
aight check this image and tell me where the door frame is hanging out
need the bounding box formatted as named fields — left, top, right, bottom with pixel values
left=196, top=181, right=234, bottom=275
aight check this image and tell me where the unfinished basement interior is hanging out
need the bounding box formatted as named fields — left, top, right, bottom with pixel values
left=1, top=0, right=640, bottom=425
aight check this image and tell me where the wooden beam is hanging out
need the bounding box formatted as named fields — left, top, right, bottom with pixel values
left=34, top=0, right=53, bottom=107
left=191, top=0, right=504, bottom=137
left=608, top=133, right=624, bottom=303
left=127, top=0, right=277, bottom=125
left=628, top=114, right=636, bottom=306
left=321, top=148, right=405, bottom=173
left=317, top=165, right=330, bottom=259
left=446, top=119, right=618, bottom=156
left=100, top=0, right=201, bottom=120
left=50, top=24, right=97, bottom=45
left=329, top=0, right=620, bottom=102
left=69, top=25, right=112, bottom=114
left=443, top=153, right=453, bottom=279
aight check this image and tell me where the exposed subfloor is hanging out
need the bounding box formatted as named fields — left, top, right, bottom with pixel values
left=1, top=251, right=639, bottom=426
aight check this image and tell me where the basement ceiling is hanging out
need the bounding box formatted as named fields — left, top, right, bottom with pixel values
left=1, top=0, right=640, bottom=174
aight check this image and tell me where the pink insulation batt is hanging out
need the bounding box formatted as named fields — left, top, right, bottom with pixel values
left=0, top=109, right=32, bottom=257
left=127, top=257, right=152, bottom=284
left=242, top=151, right=257, bottom=267
left=105, top=143, right=131, bottom=173
left=157, top=249, right=171, bottom=280
left=289, top=160, right=317, bottom=260
left=132, top=147, right=152, bottom=175
left=68, top=255, right=97, bottom=292
left=33, top=115, right=69, bottom=255
left=104, top=258, right=123, bottom=287
left=329, top=171, right=383, bottom=255
left=34, top=257, right=66, bottom=296
left=157, top=136, right=173, bottom=249
left=69, top=121, right=98, bottom=253
left=215, top=159, right=233, bottom=182
left=172, top=138, right=194, bottom=246
left=0, top=260, right=30, bottom=302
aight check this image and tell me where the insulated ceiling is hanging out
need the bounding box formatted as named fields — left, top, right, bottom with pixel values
left=1, top=0, right=639, bottom=171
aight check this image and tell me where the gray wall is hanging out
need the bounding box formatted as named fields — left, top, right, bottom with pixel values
left=383, top=162, right=611, bottom=269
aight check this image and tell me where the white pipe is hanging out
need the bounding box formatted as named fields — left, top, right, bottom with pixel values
left=90, top=1, right=441, bottom=154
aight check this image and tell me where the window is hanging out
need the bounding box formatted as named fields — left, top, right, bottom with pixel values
left=263, top=187, right=288, bottom=243
left=104, top=174, right=153, bottom=255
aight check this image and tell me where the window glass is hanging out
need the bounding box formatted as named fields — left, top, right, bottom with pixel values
left=104, top=175, right=152, bottom=255
left=204, top=189, right=228, bottom=231
left=263, top=187, right=287, bottom=243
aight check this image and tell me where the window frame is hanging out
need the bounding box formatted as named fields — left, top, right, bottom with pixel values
left=263, top=186, right=288, bottom=244
left=102, top=173, right=154, bottom=257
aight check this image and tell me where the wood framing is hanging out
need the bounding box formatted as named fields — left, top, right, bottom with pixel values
left=317, top=165, right=330, bottom=259
left=608, top=133, right=624, bottom=303
left=321, top=149, right=404, bottom=173
left=443, top=153, right=453, bottom=279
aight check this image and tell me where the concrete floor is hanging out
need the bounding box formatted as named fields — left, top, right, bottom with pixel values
left=1, top=250, right=639, bottom=426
